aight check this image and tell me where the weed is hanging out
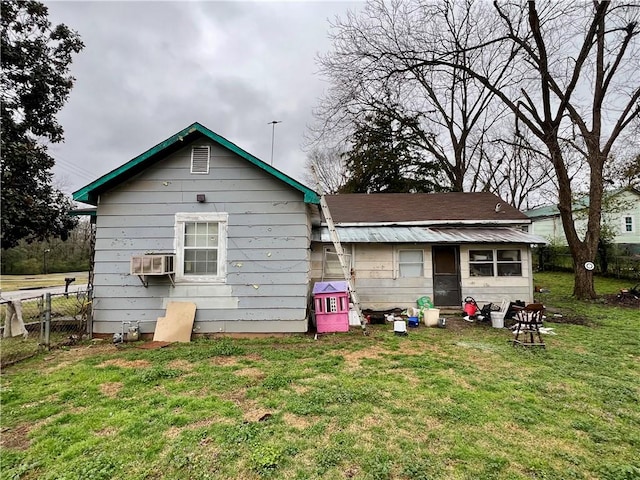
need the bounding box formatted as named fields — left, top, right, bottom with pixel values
left=134, top=366, right=182, bottom=384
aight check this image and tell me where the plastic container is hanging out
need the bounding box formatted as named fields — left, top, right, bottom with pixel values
left=394, top=320, right=407, bottom=336
left=490, top=311, right=505, bottom=328
left=407, top=316, right=419, bottom=328
left=424, top=308, right=440, bottom=327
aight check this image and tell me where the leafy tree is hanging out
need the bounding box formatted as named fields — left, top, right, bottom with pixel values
left=618, top=153, right=640, bottom=189
left=340, top=109, right=446, bottom=193
left=1, top=0, right=84, bottom=249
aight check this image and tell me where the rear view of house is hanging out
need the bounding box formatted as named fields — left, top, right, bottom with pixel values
left=73, top=122, right=319, bottom=336
left=310, top=193, right=546, bottom=311
left=75, top=122, right=546, bottom=336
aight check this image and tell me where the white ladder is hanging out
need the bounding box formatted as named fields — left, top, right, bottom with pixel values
left=317, top=192, right=368, bottom=334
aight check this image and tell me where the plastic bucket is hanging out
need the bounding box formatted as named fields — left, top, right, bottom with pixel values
left=394, top=320, right=407, bottom=336
left=424, top=308, right=440, bottom=327
left=490, top=311, right=505, bottom=328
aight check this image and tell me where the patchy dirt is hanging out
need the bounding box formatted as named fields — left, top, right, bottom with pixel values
left=0, top=423, right=31, bottom=450
left=601, top=293, right=640, bottom=308
left=100, top=382, right=123, bottom=398
left=98, top=358, right=151, bottom=369
left=544, top=314, right=593, bottom=326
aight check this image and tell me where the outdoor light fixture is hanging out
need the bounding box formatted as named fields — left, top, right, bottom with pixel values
left=196, top=194, right=206, bottom=203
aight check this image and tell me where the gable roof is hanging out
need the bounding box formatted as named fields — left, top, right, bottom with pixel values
left=324, top=193, right=529, bottom=225
left=72, top=122, right=320, bottom=206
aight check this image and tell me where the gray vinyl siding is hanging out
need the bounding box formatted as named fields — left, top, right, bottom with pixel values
left=91, top=140, right=311, bottom=335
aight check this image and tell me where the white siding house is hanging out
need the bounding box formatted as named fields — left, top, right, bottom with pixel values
left=526, top=188, right=640, bottom=250
left=311, top=194, right=546, bottom=310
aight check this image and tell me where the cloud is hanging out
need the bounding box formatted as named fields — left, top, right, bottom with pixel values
left=44, top=1, right=363, bottom=194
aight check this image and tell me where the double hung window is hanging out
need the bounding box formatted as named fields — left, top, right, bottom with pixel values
left=624, top=216, right=634, bottom=233
left=398, top=250, right=424, bottom=277
left=175, top=213, right=227, bottom=282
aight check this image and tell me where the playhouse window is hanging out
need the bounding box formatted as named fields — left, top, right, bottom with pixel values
left=399, top=249, right=424, bottom=277
left=496, top=249, right=522, bottom=276
left=175, top=212, right=227, bottom=282
left=469, top=249, right=522, bottom=277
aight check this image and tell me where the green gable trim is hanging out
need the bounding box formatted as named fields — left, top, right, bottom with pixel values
left=73, top=122, right=320, bottom=205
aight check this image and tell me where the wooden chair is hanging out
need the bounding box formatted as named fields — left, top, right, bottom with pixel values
left=512, top=303, right=546, bottom=348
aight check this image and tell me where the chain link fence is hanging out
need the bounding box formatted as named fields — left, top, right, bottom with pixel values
left=0, top=289, right=91, bottom=368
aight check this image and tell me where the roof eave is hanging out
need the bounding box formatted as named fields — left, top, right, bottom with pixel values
left=324, top=219, right=531, bottom=227
left=72, top=122, right=319, bottom=206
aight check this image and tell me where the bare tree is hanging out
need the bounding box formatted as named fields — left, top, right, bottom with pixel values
left=302, top=146, right=348, bottom=194
left=477, top=123, right=555, bottom=210
left=311, top=0, right=515, bottom=192
left=409, top=1, right=640, bottom=298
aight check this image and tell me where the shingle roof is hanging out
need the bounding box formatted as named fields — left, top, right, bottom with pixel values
left=324, top=193, right=528, bottom=224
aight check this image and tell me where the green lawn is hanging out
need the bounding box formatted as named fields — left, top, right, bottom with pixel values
left=1, top=272, right=638, bottom=480
left=0, top=272, right=89, bottom=291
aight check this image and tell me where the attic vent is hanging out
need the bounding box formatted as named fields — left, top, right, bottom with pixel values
left=191, top=146, right=210, bottom=174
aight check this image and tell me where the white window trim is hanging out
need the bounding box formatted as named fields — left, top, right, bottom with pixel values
left=469, top=248, right=523, bottom=277
left=322, top=245, right=352, bottom=280
left=623, top=215, right=634, bottom=233
left=397, top=248, right=425, bottom=278
left=175, top=212, right=228, bottom=283
left=190, top=145, right=210, bottom=174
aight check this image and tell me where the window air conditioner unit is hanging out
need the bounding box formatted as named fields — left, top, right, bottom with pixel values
left=130, top=254, right=175, bottom=276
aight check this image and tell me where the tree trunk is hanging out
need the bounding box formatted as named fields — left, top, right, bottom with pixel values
left=571, top=247, right=597, bottom=299
left=549, top=143, right=599, bottom=299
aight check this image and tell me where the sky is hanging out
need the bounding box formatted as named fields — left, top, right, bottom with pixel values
left=45, top=1, right=363, bottom=198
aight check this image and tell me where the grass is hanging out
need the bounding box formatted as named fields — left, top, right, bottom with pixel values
left=1, top=272, right=639, bottom=479
left=0, top=272, right=89, bottom=292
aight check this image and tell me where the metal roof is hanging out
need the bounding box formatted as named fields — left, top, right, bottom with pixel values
left=312, top=226, right=547, bottom=244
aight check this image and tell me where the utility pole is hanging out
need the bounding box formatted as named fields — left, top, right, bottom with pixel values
left=267, top=120, right=282, bottom=165
left=43, top=249, right=51, bottom=275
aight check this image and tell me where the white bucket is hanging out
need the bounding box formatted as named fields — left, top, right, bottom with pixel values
left=394, top=320, right=407, bottom=333
left=424, top=308, right=440, bottom=327
left=490, top=311, right=505, bottom=328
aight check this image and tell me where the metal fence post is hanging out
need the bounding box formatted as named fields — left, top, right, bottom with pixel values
left=39, top=295, right=45, bottom=344
left=44, top=292, right=51, bottom=348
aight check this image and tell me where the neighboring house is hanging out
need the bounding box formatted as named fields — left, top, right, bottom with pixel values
left=73, top=122, right=319, bottom=336
left=310, top=193, right=546, bottom=311
left=525, top=188, right=640, bottom=251
left=74, top=122, right=545, bottom=336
